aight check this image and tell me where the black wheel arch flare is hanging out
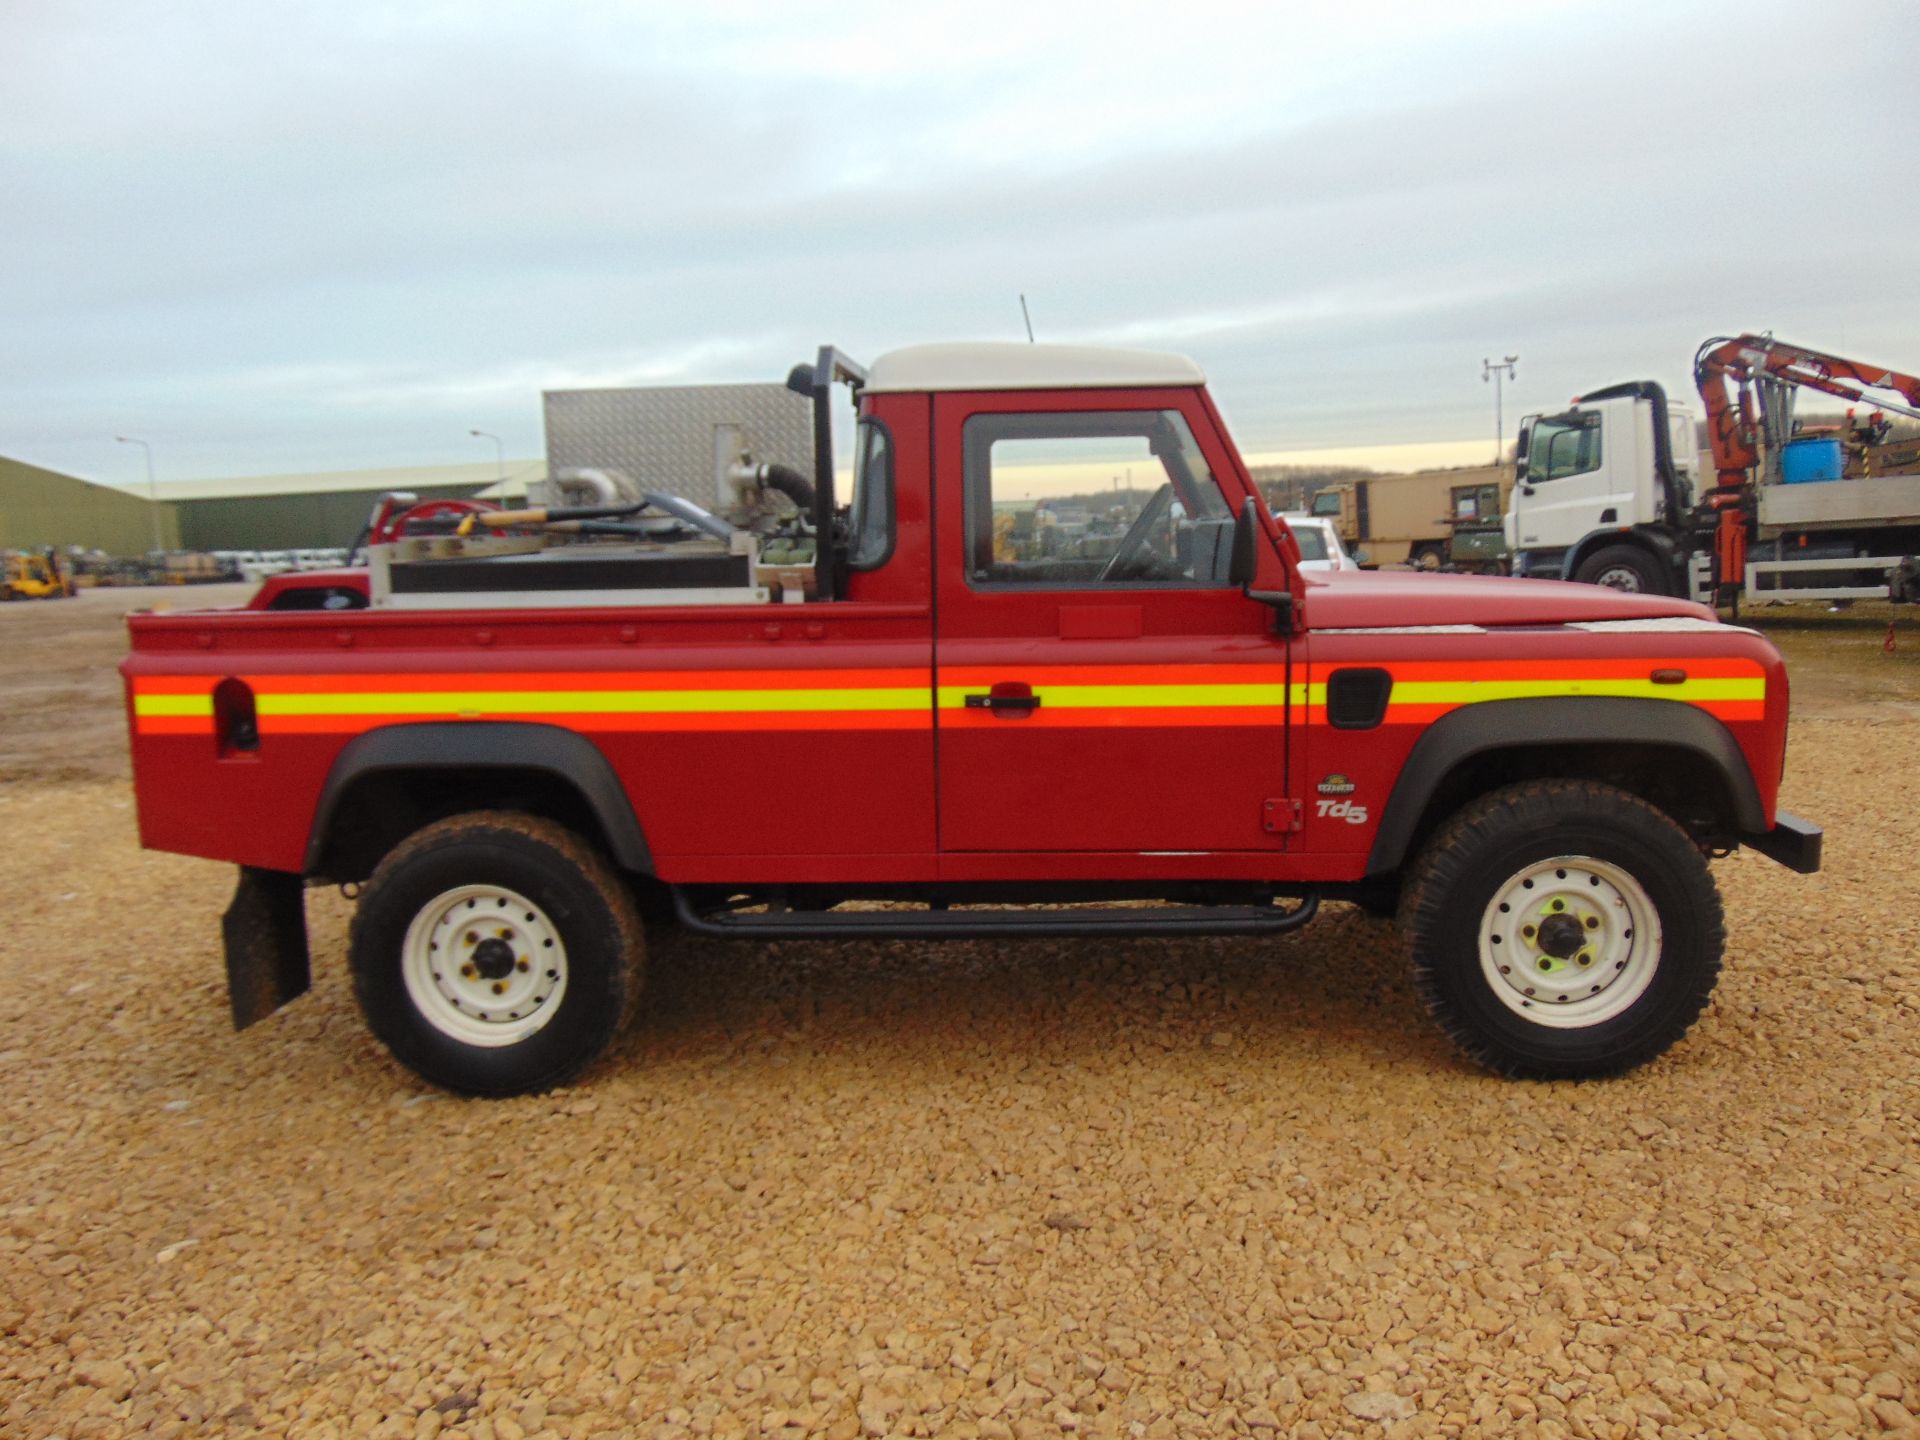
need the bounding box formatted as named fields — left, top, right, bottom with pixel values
left=1365, top=696, right=1766, bottom=877
left=303, top=721, right=654, bottom=876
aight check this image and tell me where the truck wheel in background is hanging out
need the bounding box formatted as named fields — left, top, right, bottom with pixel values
left=348, top=811, right=645, bottom=1096
left=1411, top=544, right=1446, bottom=571
left=1573, top=544, right=1666, bottom=594
left=1397, top=780, right=1723, bottom=1079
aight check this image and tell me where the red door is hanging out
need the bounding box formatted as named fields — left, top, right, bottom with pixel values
left=933, top=389, right=1294, bottom=856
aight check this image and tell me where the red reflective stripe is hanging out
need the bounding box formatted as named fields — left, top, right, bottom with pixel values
left=242, top=668, right=927, bottom=694
left=133, top=716, right=211, bottom=735
left=1306, top=700, right=1767, bottom=725
left=1308, top=657, right=1763, bottom=682
left=255, top=710, right=930, bottom=736
left=943, top=705, right=1282, bottom=729
left=939, top=663, right=1289, bottom=687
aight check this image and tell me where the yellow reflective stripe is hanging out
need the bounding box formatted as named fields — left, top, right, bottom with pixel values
left=253, top=687, right=928, bottom=716
left=141, top=674, right=1765, bottom=723
left=935, top=677, right=1763, bottom=712
left=133, top=694, right=214, bottom=717
left=936, top=684, right=1289, bottom=710
left=1386, top=678, right=1765, bottom=705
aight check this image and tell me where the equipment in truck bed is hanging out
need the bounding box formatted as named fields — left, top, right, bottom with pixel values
left=368, top=534, right=772, bottom=608
left=360, top=358, right=868, bottom=610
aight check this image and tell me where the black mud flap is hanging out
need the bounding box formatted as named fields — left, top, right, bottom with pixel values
left=221, top=867, right=312, bottom=1029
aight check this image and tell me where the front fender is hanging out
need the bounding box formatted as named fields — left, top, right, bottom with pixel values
left=1365, top=696, right=1765, bottom=876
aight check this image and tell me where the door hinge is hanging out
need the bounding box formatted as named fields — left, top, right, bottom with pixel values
left=1263, top=798, right=1303, bottom=834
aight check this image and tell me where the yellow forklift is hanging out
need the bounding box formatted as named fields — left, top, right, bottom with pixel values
left=2, top=549, right=76, bottom=600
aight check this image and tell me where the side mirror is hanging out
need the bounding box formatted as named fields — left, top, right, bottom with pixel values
left=1228, top=497, right=1260, bottom=587
left=1230, top=499, right=1293, bottom=620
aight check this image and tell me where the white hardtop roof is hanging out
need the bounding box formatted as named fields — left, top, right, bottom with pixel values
left=863, top=342, right=1205, bottom=394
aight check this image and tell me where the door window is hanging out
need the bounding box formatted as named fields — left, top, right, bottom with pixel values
left=962, top=410, right=1233, bottom=588
left=1526, top=414, right=1604, bottom=481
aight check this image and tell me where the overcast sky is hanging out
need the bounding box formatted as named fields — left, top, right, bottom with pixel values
left=4, top=0, right=1917, bottom=487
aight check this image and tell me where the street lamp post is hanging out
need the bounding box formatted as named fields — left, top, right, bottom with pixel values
left=1482, top=355, right=1519, bottom=465
left=115, top=435, right=165, bottom=555
left=469, top=429, right=505, bottom=481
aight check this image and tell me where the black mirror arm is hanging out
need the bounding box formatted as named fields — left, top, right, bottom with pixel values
left=1245, top=587, right=1293, bottom=627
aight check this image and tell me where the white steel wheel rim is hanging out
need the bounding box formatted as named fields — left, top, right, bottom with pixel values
left=401, top=884, right=568, bottom=1047
left=1594, top=565, right=1643, bottom=591
left=1477, top=855, right=1662, bottom=1029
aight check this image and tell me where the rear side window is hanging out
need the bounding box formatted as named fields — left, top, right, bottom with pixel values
left=962, top=409, right=1233, bottom=589
left=848, top=419, right=893, bottom=571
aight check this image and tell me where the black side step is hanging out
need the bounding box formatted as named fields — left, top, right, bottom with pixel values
left=670, top=889, right=1320, bottom=940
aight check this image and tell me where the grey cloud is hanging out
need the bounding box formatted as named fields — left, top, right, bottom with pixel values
left=2, top=0, right=1916, bottom=481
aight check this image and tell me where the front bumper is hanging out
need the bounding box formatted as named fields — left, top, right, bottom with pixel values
left=1741, top=810, right=1822, bottom=874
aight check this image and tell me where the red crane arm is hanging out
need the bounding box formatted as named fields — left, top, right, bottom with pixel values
left=1695, top=334, right=1920, bottom=494
left=1691, top=334, right=1920, bottom=606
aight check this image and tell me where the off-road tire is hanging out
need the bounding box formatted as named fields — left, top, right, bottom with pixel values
left=1398, top=780, right=1723, bottom=1078
left=1574, top=543, right=1667, bottom=594
left=349, top=811, right=644, bottom=1096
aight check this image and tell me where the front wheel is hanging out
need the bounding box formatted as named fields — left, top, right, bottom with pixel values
left=1398, top=781, right=1723, bottom=1078
left=349, top=812, right=645, bottom=1096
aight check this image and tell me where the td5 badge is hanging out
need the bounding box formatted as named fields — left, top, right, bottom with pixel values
left=1316, top=774, right=1368, bottom=824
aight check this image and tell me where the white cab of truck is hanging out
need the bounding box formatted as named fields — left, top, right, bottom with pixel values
left=1506, top=383, right=1699, bottom=595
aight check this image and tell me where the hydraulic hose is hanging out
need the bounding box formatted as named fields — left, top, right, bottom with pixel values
left=756, top=463, right=816, bottom=511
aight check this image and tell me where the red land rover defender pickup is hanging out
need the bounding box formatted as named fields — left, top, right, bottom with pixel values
left=123, top=343, right=1820, bottom=1094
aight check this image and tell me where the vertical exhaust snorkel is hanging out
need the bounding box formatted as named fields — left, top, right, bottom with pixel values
left=786, top=346, right=869, bottom=602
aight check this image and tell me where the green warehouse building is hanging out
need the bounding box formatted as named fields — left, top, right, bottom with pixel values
left=0, top=456, right=539, bottom=556
left=0, top=454, right=180, bottom=553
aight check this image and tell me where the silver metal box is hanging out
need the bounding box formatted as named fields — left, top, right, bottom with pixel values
left=541, top=382, right=813, bottom=510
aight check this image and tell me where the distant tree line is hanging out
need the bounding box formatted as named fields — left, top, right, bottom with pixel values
left=1246, top=464, right=1379, bottom=513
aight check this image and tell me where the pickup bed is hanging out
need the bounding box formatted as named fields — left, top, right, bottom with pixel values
left=124, top=342, right=1821, bottom=1094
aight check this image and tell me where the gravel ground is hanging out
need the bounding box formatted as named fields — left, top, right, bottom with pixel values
left=2, top=592, right=1917, bottom=1439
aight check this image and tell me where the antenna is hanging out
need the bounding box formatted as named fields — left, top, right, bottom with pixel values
left=1019, top=294, right=1035, bottom=344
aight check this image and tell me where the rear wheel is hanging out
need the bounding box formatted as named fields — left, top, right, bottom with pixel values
left=1398, top=781, right=1722, bottom=1078
left=1574, top=543, right=1667, bottom=594
left=349, top=812, right=644, bottom=1096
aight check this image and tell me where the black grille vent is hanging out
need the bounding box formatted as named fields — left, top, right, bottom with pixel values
left=1326, top=668, right=1393, bottom=730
